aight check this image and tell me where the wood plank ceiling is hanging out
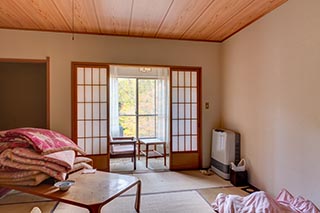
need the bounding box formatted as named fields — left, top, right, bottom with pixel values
left=0, top=0, right=287, bottom=42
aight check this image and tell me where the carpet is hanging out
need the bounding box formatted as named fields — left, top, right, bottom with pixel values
left=125, top=170, right=232, bottom=195
left=54, top=191, right=214, bottom=213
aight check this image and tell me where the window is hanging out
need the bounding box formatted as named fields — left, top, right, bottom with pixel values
left=118, top=78, right=157, bottom=138
left=109, top=65, right=169, bottom=142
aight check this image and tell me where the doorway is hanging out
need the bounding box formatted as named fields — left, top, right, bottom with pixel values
left=72, top=63, right=201, bottom=172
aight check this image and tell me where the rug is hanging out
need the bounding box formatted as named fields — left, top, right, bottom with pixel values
left=125, top=170, right=232, bottom=195
left=54, top=191, right=214, bottom=213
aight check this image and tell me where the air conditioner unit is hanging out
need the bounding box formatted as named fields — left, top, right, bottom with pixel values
left=211, top=129, right=240, bottom=179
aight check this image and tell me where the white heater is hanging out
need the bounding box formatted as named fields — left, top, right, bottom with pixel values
left=211, top=129, right=240, bottom=179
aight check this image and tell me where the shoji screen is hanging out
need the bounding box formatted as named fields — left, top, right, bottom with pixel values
left=170, top=68, right=201, bottom=170
left=73, top=65, right=109, bottom=156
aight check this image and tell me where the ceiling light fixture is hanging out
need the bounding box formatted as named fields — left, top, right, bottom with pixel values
left=139, top=67, right=152, bottom=73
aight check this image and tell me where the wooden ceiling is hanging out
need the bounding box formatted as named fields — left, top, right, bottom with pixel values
left=0, top=0, right=287, bottom=42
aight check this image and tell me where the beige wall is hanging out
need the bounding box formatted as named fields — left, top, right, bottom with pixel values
left=0, top=29, right=221, bottom=167
left=221, top=0, right=320, bottom=206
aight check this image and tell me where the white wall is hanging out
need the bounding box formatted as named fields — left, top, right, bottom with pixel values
left=0, top=29, right=221, bottom=167
left=221, top=0, right=320, bottom=206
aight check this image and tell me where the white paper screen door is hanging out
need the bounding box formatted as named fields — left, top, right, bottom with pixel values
left=170, top=68, right=201, bottom=170
left=72, top=63, right=109, bottom=171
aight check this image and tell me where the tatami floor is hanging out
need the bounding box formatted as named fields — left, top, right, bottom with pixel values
left=0, top=158, right=250, bottom=212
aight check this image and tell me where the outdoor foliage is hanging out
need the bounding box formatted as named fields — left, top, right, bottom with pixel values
left=118, top=78, right=156, bottom=138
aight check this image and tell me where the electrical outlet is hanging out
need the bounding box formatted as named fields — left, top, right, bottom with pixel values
left=205, top=102, right=209, bottom=109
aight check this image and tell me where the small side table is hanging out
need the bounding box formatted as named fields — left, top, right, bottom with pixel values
left=138, top=138, right=166, bottom=168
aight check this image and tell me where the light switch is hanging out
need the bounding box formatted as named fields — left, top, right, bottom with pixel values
left=205, top=102, right=209, bottom=109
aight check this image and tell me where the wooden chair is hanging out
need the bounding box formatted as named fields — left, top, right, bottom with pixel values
left=109, top=136, right=137, bottom=170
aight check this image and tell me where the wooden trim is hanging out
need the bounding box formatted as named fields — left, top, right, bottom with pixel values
left=0, top=58, right=47, bottom=63
left=197, top=67, right=202, bottom=168
left=46, top=57, right=50, bottom=129
left=72, top=61, right=201, bottom=71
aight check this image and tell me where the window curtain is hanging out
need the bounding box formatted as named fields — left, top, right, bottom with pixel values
left=109, top=66, right=120, bottom=137
left=155, top=68, right=170, bottom=142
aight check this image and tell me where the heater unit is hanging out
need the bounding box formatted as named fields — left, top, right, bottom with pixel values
left=211, top=129, right=240, bottom=179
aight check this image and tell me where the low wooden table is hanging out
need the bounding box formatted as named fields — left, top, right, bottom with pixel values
left=138, top=138, right=166, bottom=168
left=0, top=171, right=141, bottom=213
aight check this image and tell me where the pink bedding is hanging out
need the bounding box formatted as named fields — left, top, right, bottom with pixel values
left=212, top=189, right=320, bottom=213
left=0, top=128, right=85, bottom=155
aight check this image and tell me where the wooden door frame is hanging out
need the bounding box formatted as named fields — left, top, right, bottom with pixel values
left=169, top=67, right=202, bottom=170
left=71, top=62, right=110, bottom=171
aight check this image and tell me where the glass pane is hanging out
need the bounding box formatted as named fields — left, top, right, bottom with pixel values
left=172, top=88, right=178, bottom=102
left=139, top=79, right=155, bottom=114
left=85, top=103, right=92, bottom=119
left=100, top=103, right=107, bottom=119
left=85, top=68, right=92, bottom=84
left=186, top=136, right=191, bottom=151
left=192, top=136, right=197, bottom=151
left=191, top=72, right=197, bottom=86
left=178, top=88, right=184, bottom=102
left=139, top=116, right=155, bottom=138
left=77, top=67, right=84, bottom=84
left=101, top=137, right=107, bottom=154
left=179, top=120, right=185, bottom=134
left=92, top=103, right=99, bottom=119
left=185, top=104, right=191, bottom=119
left=172, top=104, right=178, bottom=119
left=178, top=104, right=184, bottom=119
left=100, top=120, right=107, bottom=137
left=118, top=78, right=136, bottom=115
left=185, top=120, right=191, bottom=134
left=192, top=120, right=197, bottom=134
left=172, top=136, right=178, bottom=151
left=92, top=138, right=100, bottom=154
left=100, top=68, right=107, bottom=84
left=85, top=121, right=92, bottom=137
left=85, top=86, right=92, bottom=102
left=100, top=86, right=107, bottom=102
left=92, top=120, right=100, bottom=136
left=172, top=120, right=178, bottom=135
left=85, top=138, right=92, bottom=154
left=192, top=104, right=197, bottom=118
left=77, top=103, right=84, bottom=119
left=178, top=72, right=184, bottom=86
left=77, top=86, right=84, bottom=102
left=172, top=71, right=178, bottom=87
left=185, top=88, right=190, bottom=102
left=185, top=72, right=191, bottom=86
left=191, top=88, right=197, bottom=102
left=77, top=138, right=85, bottom=152
left=77, top=121, right=84, bottom=137
left=92, top=86, right=99, bottom=102
left=178, top=136, right=185, bottom=151
left=92, top=68, right=99, bottom=84
left=119, top=116, right=136, bottom=137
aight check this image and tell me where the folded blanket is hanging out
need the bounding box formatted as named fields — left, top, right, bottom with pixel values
left=0, top=127, right=85, bottom=155
left=0, top=151, right=66, bottom=181
left=0, top=170, right=40, bottom=179
left=1, top=149, right=68, bottom=173
left=12, top=147, right=75, bottom=170
left=0, top=173, right=49, bottom=186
